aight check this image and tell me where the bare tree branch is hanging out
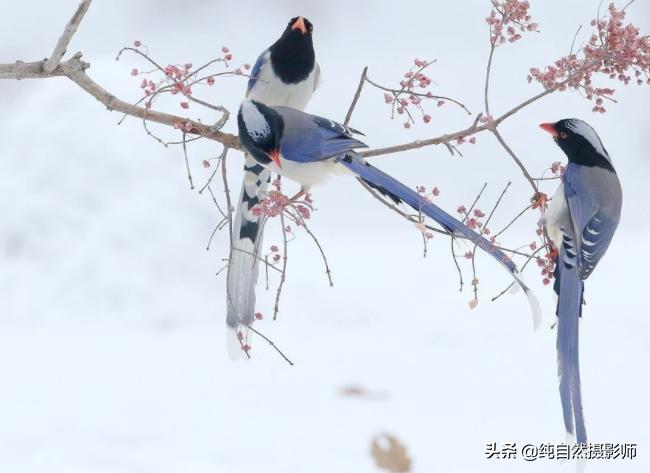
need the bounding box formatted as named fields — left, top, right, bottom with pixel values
left=0, top=56, right=242, bottom=150
left=44, top=0, right=92, bottom=73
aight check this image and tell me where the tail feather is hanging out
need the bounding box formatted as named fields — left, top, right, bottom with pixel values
left=226, top=155, right=272, bottom=333
left=339, top=152, right=540, bottom=327
left=555, top=241, right=587, bottom=443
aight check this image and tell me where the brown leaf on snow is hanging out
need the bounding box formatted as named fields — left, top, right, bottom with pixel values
left=371, top=433, right=412, bottom=472
left=339, top=385, right=388, bottom=400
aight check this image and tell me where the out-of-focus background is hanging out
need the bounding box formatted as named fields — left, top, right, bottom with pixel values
left=1, top=1, right=648, bottom=472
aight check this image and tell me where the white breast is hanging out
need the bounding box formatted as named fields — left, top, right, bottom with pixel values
left=542, top=183, right=571, bottom=248
left=247, top=53, right=319, bottom=110
left=264, top=155, right=351, bottom=189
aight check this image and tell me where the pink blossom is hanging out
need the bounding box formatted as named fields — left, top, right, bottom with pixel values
left=133, top=40, right=142, bottom=47
left=254, top=312, right=263, bottom=320
left=529, top=3, right=650, bottom=112
left=180, top=101, right=189, bottom=109
left=130, top=68, right=138, bottom=76
left=296, top=205, right=311, bottom=220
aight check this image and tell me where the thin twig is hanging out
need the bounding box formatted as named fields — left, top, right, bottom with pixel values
left=491, top=128, right=538, bottom=193
left=246, top=325, right=294, bottom=366
left=365, top=76, right=472, bottom=115
left=493, top=203, right=532, bottom=239
left=273, top=212, right=289, bottom=321
left=181, top=132, right=194, bottom=190
left=344, top=66, right=368, bottom=127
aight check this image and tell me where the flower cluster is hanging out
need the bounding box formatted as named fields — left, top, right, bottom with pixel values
left=416, top=184, right=440, bottom=202
left=486, top=0, right=538, bottom=46
left=457, top=206, right=491, bottom=236
left=536, top=250, right=557, bottom=286
left=528, top=3, right=650, bottom=112
left=268, top=245, right=281, bottom=263
left=251, top=191, right=313, bottom=226
left=382, top=59, right=446, bottom=129
left=125, top=41, right=250, bottom=111
left=550, top=161, right=565, bottom=176
left=251, top=191, right=291, bottom=218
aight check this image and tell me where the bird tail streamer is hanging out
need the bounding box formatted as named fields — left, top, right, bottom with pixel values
left=554, top=243, right=587, bottom=443
left=339, top=152, right=541, bottom=327
left=226, top=155, right=272, bottom=359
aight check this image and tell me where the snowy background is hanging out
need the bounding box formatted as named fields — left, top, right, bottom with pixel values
left=1, top=0, right=649, bottom=472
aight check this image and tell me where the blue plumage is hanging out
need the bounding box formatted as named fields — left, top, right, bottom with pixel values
left=246, top=51, right=267, bottom=94
left=238, top=100, right=541, bottom=322
left=339, top=153, right=519, bottom=275
left=541, top=119, right=622, bottom=444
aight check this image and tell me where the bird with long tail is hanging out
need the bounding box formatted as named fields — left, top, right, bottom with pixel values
left=540, top=118, right=622, bottom=444
left=237, top=99, right=541, bottom=326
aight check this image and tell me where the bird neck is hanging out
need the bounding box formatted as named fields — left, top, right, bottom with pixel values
left=567, top=148, right=615, bottom=172
left=269, top=33, right=315, bottom=84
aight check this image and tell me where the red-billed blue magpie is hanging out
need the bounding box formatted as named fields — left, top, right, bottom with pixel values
left=228, top=17, right=320, bottom=353
left=540, top=119, right=623, bottom=444
left=238, top=99, right=541, bottom=321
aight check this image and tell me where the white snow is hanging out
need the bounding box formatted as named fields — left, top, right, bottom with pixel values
left=1, top=1, right=649, bottom=472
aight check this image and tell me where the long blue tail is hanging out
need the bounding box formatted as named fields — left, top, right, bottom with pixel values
left=339, top=152, right=540, bottom=326
left=554, top=237, right=586, bottom=444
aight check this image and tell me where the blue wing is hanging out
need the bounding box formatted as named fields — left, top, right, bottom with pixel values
left=275, top=107, right=367, bottom=163
left=563, top=164, right=620, bottom=279
left=246, top=50, right=268, bottom=95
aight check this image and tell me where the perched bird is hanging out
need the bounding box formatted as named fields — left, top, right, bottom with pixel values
left=227, top=17, right=320, bottom=346
left=540, top=119, right=622, bottom=444
left=237, top=99, right=541, bottom=321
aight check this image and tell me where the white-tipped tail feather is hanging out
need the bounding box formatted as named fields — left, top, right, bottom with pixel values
left=226, top=156, right=272, bottom=348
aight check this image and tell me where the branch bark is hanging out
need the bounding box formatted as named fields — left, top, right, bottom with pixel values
left=0, top=56, right=242, bottom=150
left=44, top=0, right=92, bottom=73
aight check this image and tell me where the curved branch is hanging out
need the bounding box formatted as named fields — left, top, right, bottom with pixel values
left=0, top=56, right=242, bottom=150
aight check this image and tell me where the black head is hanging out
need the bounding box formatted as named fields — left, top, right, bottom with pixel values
left=238, top=100, right=284, bottom=167
left=269, top=16, right=315, bottom=84
left=539, top=118, right=615, bottom=172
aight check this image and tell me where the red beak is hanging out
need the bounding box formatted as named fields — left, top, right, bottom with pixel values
left=268, top=150, right=282, bottom=168
left=539, top=122, right=559, bottom=137
left=291, top=16, right=308, bottom=34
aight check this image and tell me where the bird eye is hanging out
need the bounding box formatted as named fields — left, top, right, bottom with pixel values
left=560, top=131, right=568, bottom=139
